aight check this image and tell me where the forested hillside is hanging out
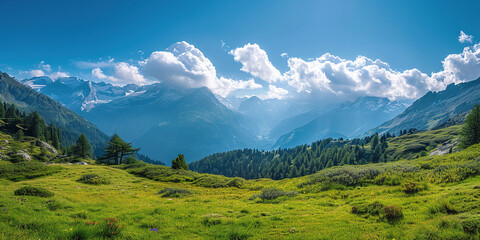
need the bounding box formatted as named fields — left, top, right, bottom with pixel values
left=366, top=77, right=480, bottom=135
left=0, top=72, right=109, bottom=156
left=190, top=126, right=461, bottom=179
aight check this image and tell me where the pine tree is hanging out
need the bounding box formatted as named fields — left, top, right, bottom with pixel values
left=74, top=134, right=92, bottom=158
left=15, top=129, right=24, bottom=141
left=0, top=103, right=5, bottom=118
left=171, top=154, right=188, bottom=170
left=370, top=133, right=379, bottom=149
left=51, top=127, right=60, bottom=149
left=26, top=112, right=46, bottom=140
left=460, top=104, right=480, bottom=148
left=101, top=134, right=140, bottom=164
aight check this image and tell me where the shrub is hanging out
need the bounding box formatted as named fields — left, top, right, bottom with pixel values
left=46, top=200, right=63, bottom=211
left=380, top=205, right=403, bottom=222
left=240, top=209, right=249, bottom=214
left=226, top=229, right=251, bottom=240
left=428, top=199, right=458, bottom=215
left=8, top=154, right=26, bottom=163
left=249, top=194, right=260, bottom=200
left=202, top=217, right=222, bottom=226
left=431, top=161, right=480, bottom=183
left=351, top=201, right=384, bottom=215
left=259, top=188, right=284, bottom=200
left=462, top=216, right=480, bottom=234
left=402, top=182, right=425, bottom=194
left=157, top=187, right=192, bottom=198
left=372, top=173, right=401, bottom=186
left=404, top=144, right=426, bottom=153
left=352, top=202, right=403, bottom=223
left=101, top=218, right=123, bottom=238
left=14, top=186, right=54, bottom=197
left=252, top=188, right=298, bottom=201
left=283, top=191, right=298, bottom=197
left=225, top=177, right=247, bottom=188
left=194, top=175, right=231, bottom=188
left=77, top=174, right=110, bottom=185
left=69, top=228, right=91, bottom=240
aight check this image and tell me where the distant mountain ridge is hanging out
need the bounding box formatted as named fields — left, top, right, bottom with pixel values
left=366, top=77, right=480, bottom=136
left=0, top=72, right=109, bottom=155
left=274, top=96, right=406, bottom=148
left=22, top=76, right=139, bottom=112
left=83, top=84, right=259, bottom=162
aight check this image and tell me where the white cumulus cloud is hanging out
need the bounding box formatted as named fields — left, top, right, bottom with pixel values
left=49, top=71, right=70, bottom=79
left=38, top=61, right=51, bottom=72
left=459, top=31, right=473, bottom=43
left=140, top=41, right=261, bottom=97
left=281, top=43, right=480, bottom=100
left=432, top=42, right=480, bottom=85
left=263, top=85, right=289, bottom=99
left=92, top=62, right=150, bottom=86
left=283, top=53, right=443, bottom=100
left=229, top=43, right=282, bottom=83
left=27, top=69, right=46, bottom=78
left=22, top=61, right=69, bottom=80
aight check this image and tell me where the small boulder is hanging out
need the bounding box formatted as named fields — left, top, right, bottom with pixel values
left=75, top=161, right=88, bottom=165
left=16, top=152, right=31, bottom=161
left=36, top=140, right=59, bottom=155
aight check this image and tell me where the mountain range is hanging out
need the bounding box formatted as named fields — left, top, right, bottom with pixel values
left=22, top=76, right=138, bottom=112
left=0, top=72, right=109, bottom=155
left=273, top=97, right=406, bottom=148
left=84, top=85, right=259, bottom=162
left=19, top=75, right=416, bottom=162
left=366, top=77, right=480, bottom=135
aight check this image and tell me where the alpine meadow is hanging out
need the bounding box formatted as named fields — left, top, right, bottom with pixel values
left=1, top=1, right=480, bottom=239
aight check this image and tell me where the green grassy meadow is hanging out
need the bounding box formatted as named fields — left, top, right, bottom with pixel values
left=0, top=127, right=479, bottom=239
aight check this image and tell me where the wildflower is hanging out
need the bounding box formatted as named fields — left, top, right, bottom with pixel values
left=70, top=228, right=73, bottom=231
left=2, top=209, right=5, bottom=212
left=150, top=228, right=159, bottom=232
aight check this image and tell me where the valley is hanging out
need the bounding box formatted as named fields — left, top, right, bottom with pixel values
left=1, top=2, right=480, bottom=239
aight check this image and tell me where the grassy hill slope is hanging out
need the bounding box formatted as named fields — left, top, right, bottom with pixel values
left=0, top=135, right=479, bottom=239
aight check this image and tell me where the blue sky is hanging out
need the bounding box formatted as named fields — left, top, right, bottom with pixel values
left=1, top=0, right=480, bottom=101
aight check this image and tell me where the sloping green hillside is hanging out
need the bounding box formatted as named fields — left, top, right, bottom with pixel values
left=0, top=135, right=479, bottom=239
left=366, top=77, right=480, bottom=136
left=190, top=125, right=462, bottom=180
left=0, top=72, right=109, bottom=156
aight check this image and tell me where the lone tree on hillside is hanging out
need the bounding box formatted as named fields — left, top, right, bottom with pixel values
left=171, top=154, right=188, bottom=170
left=460, top=104, right=480, bottom=149
left=100, top=134, right=140, bottom=165
left=73, top=134, right=92, bottom=158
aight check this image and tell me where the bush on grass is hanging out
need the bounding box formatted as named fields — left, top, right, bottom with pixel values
left=14, top=186, right=54, bottom=197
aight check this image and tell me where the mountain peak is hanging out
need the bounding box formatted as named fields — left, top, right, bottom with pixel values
left=366, top=76, right=480, bottom=135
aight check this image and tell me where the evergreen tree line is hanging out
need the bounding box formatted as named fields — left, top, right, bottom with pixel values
left=0, top=102, right=61, bottom=149
left=460, top=104, right=480, bottom=149
left=189, top=133, right=391, bottom=180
